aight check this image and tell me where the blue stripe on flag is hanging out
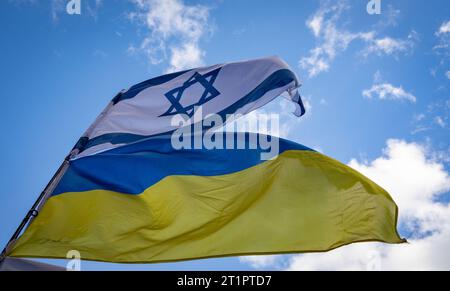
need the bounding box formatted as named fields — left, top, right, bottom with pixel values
left=54, top=133, right=313, bottom=196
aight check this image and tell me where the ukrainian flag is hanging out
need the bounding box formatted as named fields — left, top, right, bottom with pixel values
left=11, top=133, right=404, bottom=263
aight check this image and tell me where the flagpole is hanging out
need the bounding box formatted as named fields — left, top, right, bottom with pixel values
left=0, top=154, right=73, bottom=262
left=0, top=91, right=124, bottom=263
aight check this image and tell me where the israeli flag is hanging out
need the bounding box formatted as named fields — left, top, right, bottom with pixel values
left=74, top=56, right=305, bottom=158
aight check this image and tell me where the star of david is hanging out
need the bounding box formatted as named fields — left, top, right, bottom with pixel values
left=160, top=68, right=222, bottom=117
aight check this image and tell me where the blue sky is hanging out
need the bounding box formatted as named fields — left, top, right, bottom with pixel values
left=0, top=0, right=449, bottom=270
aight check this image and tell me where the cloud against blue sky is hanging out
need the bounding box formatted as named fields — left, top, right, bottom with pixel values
left=0, top=0, right=449, bottom=270
left=127, top=0, right=212, bottom=72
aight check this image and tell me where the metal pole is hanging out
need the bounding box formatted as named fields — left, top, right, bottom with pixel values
left=0, top=90, right=124, bottom=263
left=0, top=154, right=72, bottom=262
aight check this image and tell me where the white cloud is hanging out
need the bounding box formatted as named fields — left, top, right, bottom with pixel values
left=239, top=256, right=282, bottom=269
left=300, top=1, right=360, bottom=77
left=307, top=14, right=324, bottom=38
left=363, top=83, right=417, bottom=103
left=446, top=71, right=450, bottom=80
left=287, top=232, right=450, bottom=271
left=129, top=0, right=211, bottom=72
left=300, top=0, right=416, bottom=78
left=411, top=125, right=430, bottom=135
left=433, top=20, right=450, bottom=57
left=413, top=99, right=450, bottom=134
left=168, top=43, right=204, bottom=73
left=434, top=116, right=446, bottom=128
left=300, top=47, right=331, bottom=77
left=437, top=20, right=450, bottom=36
left=240, top=139, right=450, bottom=270
left=362, top=31, right=418, bottom=57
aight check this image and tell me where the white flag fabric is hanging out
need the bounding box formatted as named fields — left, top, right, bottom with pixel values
left=74, top=56, right=305, bottom=158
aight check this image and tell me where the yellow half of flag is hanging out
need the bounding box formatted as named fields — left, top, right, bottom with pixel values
left=10, top=135, right=404, bottom=263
